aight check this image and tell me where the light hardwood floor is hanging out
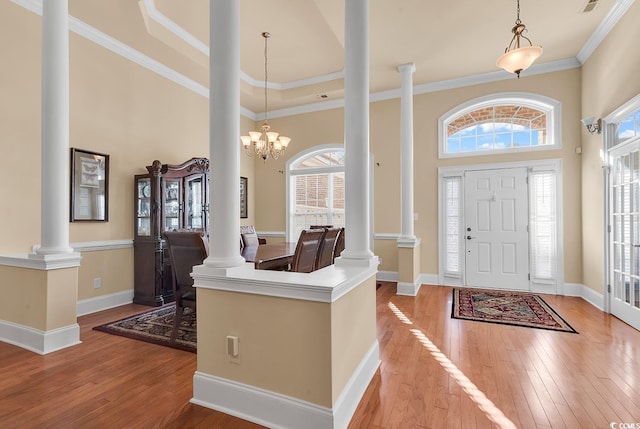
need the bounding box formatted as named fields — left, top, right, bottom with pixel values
left=1, top=283, right=639, bottom=428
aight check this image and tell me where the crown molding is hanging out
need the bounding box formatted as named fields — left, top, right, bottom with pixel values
left=576, top=0, right=636, bottom=64
left=266, top=57, right=581, bottom=119
left=141, top=0, right=208, bottom=55
left=144, top=0, right=344, bottom=91
left=11, top=0, right=635, bottom=121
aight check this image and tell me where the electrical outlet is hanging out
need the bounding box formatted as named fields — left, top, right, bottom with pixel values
left=93, top=278, right=102, bottom=289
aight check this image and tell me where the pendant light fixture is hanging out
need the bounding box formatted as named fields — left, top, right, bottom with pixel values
left=240, top=32, right=291, bottom=161
left=496, top=0, right=543, bottom=78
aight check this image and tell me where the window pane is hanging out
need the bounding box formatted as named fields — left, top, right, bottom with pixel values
left=443, top=100, right=552, bottom=156
left=444, top=177, right=461, bottom=275
left=293, top=169, right=345, bottom=239
left=616, top=109, right=640, bottom=145
left=530, top=171, right=557, bottom=281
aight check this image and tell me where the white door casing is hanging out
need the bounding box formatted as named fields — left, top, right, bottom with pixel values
left=464, top=168, right=529, bottom=290
left=608, top=140, right=640, bottom=331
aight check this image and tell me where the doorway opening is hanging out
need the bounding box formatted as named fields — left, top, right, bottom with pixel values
left=438, top=159, right=563, bottom=294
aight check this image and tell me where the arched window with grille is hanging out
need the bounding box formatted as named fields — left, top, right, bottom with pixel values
left=286, top=145, right=345, bottom=242
left=438, top=92, right=562, bottom=158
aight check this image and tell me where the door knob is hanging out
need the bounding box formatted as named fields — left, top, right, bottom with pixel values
left=466, top=235, right=475, bottom=240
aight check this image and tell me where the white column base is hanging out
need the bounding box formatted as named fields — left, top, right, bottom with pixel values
left=396, top=280, right=422, bottom=296
left=0, top=321, right=80, bottom=355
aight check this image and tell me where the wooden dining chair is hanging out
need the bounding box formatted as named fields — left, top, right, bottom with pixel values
left=333, top=228, right=345, bottom=261
left=163, top=231, right=208, bottom=342
left=240, top=225, right=266, bottom=247
left=289, top=228, right=326, bottom=273
left=315, top=227, right=341, bottom=270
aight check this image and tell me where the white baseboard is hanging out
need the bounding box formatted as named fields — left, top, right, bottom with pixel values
left=0, top=321, right=80, bottom=355
left=77, top=290, right=134, bottom=316
left=332, top=341, right=380, bottom=429
left=192, top=341, right=380, bottom=429
left=564, top=282, right=604, bottom=311
left=396, top=281, right=421, bottom=296
left=376, top=271, right=398, bottom=282
left=418, top=273, right=439, bottom=286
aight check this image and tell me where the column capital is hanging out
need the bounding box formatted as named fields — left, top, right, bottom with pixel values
left=397, top=63, right=416, bottom=74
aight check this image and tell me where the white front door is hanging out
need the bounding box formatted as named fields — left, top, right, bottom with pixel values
left=609, top=140, right=640, bottom=331
left=464, top=168, right=529, bottom=290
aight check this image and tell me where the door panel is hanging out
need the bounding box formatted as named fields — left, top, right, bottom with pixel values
left=609, top=140, right=640, bottom=331
left=465, top=168, right=529, bottom=290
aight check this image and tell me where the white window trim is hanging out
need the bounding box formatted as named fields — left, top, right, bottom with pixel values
left=285, top=144, right=344, bottom=242
left=437, top=158, right=564, bottom=294
left=438, top=92, right=562, bottom=159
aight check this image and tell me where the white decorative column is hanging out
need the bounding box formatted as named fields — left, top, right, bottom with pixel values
left=339, top=0, right=376, bottom=263
left=11, top=0, right=82, bottom=355
left=36, top=0, right=74, bottom=256
left=396, top=63, right=421, bottom=296
left=191, top=3, right=380, bottom=425
left=205, top=0, right=245, bottom=268
left=398, top=63, right=416, bottom=241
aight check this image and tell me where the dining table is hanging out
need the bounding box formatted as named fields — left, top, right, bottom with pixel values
left=241, top=242, right=298, bottom=270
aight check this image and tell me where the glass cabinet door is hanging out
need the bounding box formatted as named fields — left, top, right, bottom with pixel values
left=163, top=179, right=182, bottom=232
left=185, top=175, right=205, bottom=230
left=136, top=177, right=152, bottom=237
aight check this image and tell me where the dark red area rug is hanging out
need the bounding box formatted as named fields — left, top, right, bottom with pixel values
left=451, top=288, right=577, bottom=333
left=94, top=304, right=197, bottom=352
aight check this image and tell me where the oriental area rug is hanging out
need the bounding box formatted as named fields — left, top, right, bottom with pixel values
left=94, top=304, right=197, bottom=352
left=451, top=288, right=578, bottom=333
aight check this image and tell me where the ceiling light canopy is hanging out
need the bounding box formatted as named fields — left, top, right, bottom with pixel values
left=496, top=0, right=543, bottom=78
left=241, top=32, right=291, bottom=162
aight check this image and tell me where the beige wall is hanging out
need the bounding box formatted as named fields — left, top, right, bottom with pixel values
left=330, top=275, right=377, bottom=402
left=77, top=249, right=133, bottom=301
left=196, top=275, right=376, bottom=408
left=2, top=0, right=638, bottom=310
left=0, top=266, right=77, bottom=330
left=197, top=289, right=333, bottom=407
left=0, top=2, right=255, bottom=303
left=580, top=1, right=640, bottom=294
left=256, top=69, right=584, bottom=283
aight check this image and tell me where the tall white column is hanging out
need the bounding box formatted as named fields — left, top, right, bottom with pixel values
left=36, top=0, right=73, bottom=256
left=205, top=0, right=245, bottom=267
left=341, top=0, right=374, bottom=261
left=398, top=63, right=416, bottom=241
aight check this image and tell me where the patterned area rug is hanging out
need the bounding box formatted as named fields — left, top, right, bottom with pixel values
left=93, top=304, right=196, bottom=352
left=451, top=288, right=577, bottom=333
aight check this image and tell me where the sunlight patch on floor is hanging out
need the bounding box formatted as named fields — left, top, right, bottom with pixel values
left=388, top=302, right=517, bottom=429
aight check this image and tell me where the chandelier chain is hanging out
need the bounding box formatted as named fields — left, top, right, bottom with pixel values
left=240, top=31, right=291, bottom=161
left=515, top=0, right=521, bottom=24
left=263, top=32, right=270, bottom=123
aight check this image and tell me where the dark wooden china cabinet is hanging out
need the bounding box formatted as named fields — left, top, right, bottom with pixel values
left=133, top=157, right=210, bottom=306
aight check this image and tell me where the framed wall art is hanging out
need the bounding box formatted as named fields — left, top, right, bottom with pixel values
left=70, top=148, right=109, bottom=222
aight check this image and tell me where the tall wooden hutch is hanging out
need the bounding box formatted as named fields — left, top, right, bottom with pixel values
left=133, top=157, right=210, bottom=306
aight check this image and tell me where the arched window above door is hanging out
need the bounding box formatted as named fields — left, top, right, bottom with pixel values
left=438, top=92, right=562, bottom=158
left=286, top=145, right=345, bottom=242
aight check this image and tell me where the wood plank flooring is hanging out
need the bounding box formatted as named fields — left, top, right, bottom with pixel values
left=1, top=284, right=639, bottom=428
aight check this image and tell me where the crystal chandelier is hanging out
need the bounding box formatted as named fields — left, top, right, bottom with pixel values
left=241, top=32, right=291, bottom=161
left=496, top=0, right=543, bottom=78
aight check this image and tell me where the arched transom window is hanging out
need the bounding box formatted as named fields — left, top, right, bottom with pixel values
left=286, top=145, right=345, bottom=241
left=439, top=93, right=561, bottom=158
